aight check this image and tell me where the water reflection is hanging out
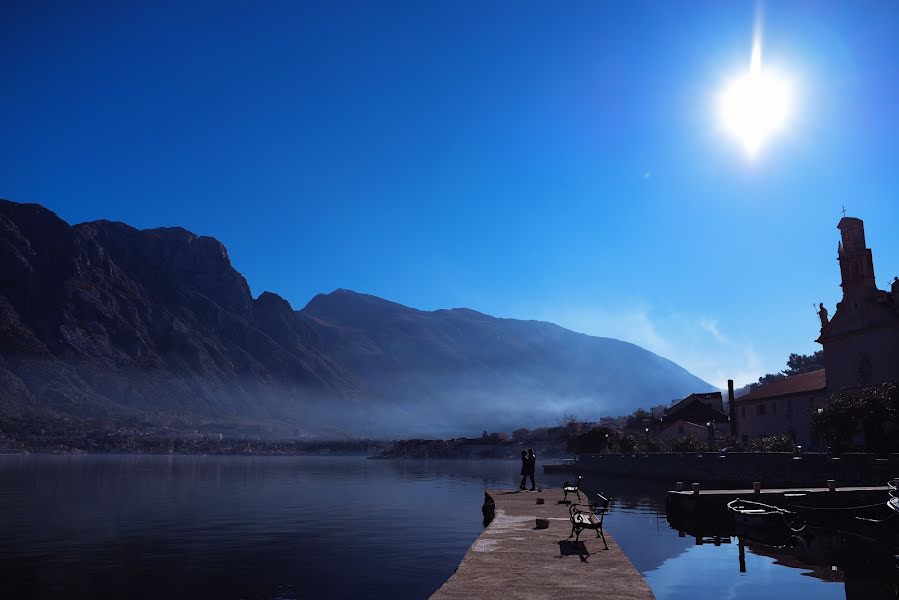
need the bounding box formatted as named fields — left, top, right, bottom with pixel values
left=589, top=471, right=898, bottom=600
left=0, top=456, right=895, bottom=599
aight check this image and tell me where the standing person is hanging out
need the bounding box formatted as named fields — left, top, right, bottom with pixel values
left=519, top=450, right=528, bottom=490
left=526, top=449, right=537, bottom=491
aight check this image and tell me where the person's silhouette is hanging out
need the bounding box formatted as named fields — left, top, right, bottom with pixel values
left=526, top=449, right=537, bottom=491
left=519, top=450, right=528, bottom=490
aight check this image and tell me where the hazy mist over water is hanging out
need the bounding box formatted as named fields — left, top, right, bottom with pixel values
left=0, top=456, right=886, bottom=599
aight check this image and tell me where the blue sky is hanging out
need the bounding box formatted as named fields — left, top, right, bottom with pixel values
left=3, top=1, right=898, bottom=388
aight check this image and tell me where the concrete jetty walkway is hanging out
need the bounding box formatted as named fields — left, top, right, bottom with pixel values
left=431, top=488, right=655, bottom=600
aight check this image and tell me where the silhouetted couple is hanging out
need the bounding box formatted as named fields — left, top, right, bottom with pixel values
left=519, top=449, right=536, bottom=491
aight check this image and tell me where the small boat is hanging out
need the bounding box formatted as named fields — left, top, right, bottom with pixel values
left=887, top=479, right=899, bottom=514
left=727, top=498, right=803, bottom=532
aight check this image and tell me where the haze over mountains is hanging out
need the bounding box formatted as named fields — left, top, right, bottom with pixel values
left=0, top=200, right=713, bottom=437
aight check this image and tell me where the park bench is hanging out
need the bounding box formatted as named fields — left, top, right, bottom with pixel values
left=568, top=493, right=611, bottom=549
left=562, top=475, right=583, bottom=502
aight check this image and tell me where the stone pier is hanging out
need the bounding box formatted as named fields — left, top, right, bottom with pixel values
left=431, top=488, right=654, bottom=600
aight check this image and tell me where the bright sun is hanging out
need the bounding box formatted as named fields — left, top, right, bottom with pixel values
left=719, top=36, right=794, bottom=158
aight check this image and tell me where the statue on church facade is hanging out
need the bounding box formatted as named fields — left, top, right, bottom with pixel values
left=818, top=303, right=829, bottom=330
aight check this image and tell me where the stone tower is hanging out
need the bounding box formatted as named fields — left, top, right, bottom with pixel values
left=837, top=217, right=876, bottom=299
left=817, top=216, right=899, bottom=391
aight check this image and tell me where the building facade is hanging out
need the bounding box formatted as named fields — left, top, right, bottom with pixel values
left=734, top=369, right=827, bottom=448
left=659, top=391, right=730, bottom=444
left=817, top=217, right=899, bottom=391
left=735, top=215, right=899, bottom=448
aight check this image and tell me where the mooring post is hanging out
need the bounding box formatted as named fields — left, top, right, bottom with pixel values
left=738, top=538, right=746, bottom=573
left=753, top=481, right=761, bottom=494
left=827, top=479, right=836, bottom=492
left=727, top=379, right=737, bottom=437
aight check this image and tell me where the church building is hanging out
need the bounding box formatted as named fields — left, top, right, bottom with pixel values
left=735, top=215, right=899, bottom=448
left=817, top=216, right=899, bottom=390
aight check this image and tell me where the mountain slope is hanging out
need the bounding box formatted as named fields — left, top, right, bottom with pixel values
left=0, top=199, right=713, bottom=437
left=0, top=200, right=353, bottom=431
left=301, top=289, right=714, bottom=436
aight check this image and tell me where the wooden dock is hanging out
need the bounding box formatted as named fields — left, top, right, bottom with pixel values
left=431, top=488, right=655, bottom=600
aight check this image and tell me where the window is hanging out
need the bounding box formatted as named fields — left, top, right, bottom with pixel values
left=786, top=398, right=793, bottom=418
left=772, top=402, right=777, bottom=416
left=757, top=403, right=766, bottom=416
left=741, top=406, right=746, bottom=419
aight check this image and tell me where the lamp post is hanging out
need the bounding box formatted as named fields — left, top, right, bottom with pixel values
left=706, top=420, right=715, bottom=450
left=817, top=407, right=825, bottom=451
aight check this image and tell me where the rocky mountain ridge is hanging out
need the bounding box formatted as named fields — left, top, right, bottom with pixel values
left=0, top=199, right=713, bottom=437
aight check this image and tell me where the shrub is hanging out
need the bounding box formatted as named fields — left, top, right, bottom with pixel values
left=667, top=433, right=704, bottom=452
left=640, top=435, right=663, bottom=453
left=712, top=433, right=742, bottom=452
left=749, top=434, right=797, bottom=453
left=614, top=432, right=639, bottom=453
left=812, top=383, right=899, bottom=452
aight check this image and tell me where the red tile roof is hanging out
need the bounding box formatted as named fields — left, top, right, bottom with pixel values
left=735, top=369, right=826, bottom=403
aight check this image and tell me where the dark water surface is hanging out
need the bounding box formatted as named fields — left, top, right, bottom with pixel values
left=0, top=456, right=895, bottom=599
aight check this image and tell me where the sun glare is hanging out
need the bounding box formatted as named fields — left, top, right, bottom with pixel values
left=719, top=35, right=794, bottom=158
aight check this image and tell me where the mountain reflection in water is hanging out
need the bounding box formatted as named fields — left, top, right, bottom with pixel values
left=0, top=456, right=895, bottom=599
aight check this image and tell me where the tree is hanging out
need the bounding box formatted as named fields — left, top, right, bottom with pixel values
left=784, top=351, right=824, bottom=376
left=750, top=373, right=786, bottom=391
left=566, top=427, right=613, bottom=454
left=626, top=408, right=652, bottom=429
left=560, top=414, right=580, bottom=427
left=615, top=432, right=639, bottom=453
left=750, top=351, right=825, bottom=391
left=812, top=383, right=899, bottom=452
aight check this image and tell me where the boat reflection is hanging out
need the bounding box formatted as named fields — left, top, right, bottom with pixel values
left=667, top=511, right=899, bottom=599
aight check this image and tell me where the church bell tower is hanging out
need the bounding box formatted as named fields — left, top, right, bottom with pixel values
left=837, top=217, right=877, bottom=301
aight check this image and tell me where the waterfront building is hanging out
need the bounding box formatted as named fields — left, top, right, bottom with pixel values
left=735, top=215, right=899, bottom=448
left=658, top=392, right=729, bottom=443
left=817, top=216, right=899, bottom=391
left=733, top=369, right=826, bottom=448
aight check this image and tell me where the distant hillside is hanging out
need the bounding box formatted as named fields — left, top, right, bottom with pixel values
left=300, top=290, right=713, bottom=436
left=0, top=199, right=713, bottom=437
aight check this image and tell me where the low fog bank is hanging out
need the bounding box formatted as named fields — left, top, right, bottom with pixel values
left=0, top=360, right=715, bottom=441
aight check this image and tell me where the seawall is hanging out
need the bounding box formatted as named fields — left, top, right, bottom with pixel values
left=545, top=452, right=899, bottom=488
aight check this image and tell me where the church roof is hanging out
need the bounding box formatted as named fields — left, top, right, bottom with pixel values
left=735, top=369, right=826, bottom=403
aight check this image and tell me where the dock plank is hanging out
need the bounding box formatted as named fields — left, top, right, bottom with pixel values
left=431, top=488, right=654, bottom=600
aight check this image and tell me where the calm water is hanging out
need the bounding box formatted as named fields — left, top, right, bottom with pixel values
left=0, top=456, right=895, bottom=599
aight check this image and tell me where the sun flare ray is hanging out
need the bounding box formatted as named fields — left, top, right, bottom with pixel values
left=719, top=28, right=794, bottom=158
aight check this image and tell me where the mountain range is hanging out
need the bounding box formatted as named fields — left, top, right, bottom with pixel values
left=0, top=199, right=713, bottom=437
